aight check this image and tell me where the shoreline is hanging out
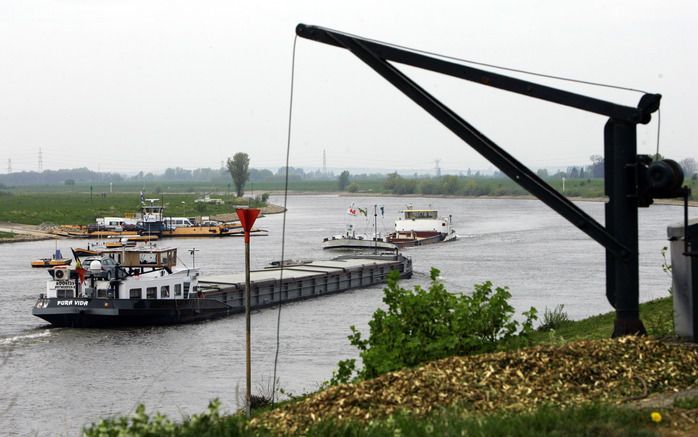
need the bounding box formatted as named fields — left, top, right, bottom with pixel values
left=0, top=195, right=694, bottom=244
left=0, top=222, right=56, bottom=244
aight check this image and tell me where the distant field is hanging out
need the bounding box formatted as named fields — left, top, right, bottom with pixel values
left=0, top=191, right=244, bottom=225
left=1, top=176, right=694, bottom=226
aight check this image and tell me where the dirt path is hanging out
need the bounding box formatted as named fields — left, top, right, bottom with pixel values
left=0, top=222, right=57, bottom=243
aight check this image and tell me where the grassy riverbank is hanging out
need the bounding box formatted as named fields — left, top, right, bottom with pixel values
left=84, top=297, right=698, bottom=436
left=0, top=191, right=267, bottom=225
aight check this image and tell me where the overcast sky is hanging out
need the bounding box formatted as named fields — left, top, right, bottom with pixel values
left=1, top=0, right=696, bottom=175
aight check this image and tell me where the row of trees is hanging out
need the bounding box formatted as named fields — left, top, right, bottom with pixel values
left=2, top=154, right=695, bottom=189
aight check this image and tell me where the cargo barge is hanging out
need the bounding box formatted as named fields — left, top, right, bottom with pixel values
left=32, top=245, right=411, bottom=328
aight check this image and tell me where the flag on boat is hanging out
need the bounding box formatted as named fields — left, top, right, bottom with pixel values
left=379, top=206, right=385, bottom=217
left=358, top=207, right=367, bottom=216
left=347, top=204, right=359, bottom=216
left=71, top=248, right=86, bottom=284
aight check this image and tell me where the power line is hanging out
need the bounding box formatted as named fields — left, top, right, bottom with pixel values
left=322, top=149, right=327, bottom=175
left=271, top=33, right=298, bottom=405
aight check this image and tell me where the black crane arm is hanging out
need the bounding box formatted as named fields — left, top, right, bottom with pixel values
left=296, top=23, right=668, bottom=336
left=295, top=23, right=650, bottom=258
left=296, top=24, right=660, bottom=125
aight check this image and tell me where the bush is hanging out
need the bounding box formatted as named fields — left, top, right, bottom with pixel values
left=332, top=269, right=538, bottom=382
left=539, top=304, right=570, bottom=331
left=347, top=182, right=359, bottom=193
left=83, top=400, right=247, bottom=436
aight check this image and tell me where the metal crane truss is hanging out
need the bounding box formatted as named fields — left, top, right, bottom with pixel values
left=296, top=24, right=665, bottom=336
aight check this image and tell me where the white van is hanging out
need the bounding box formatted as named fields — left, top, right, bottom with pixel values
left=163, top=217, right=194, bottom=229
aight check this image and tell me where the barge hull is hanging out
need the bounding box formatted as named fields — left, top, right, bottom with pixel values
left=32, top=254, right=412, bottom=328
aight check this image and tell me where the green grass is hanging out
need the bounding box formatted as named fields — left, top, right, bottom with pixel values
left=301, top=402, right=658, bottom=437
left=524, top=297, right=673, bottom=344
left=84, top=400, right=659, bottom=437
left=0, top=230, right=16, bottom=238
left=673, top=395, right=698, bottom=409
left=0, top=192, right=258, bottom=225
left=84, top=298, right=678, bottom=436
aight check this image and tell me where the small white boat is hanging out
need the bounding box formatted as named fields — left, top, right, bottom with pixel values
left=322, top=225, right=398, bottom=251
left=322, top=205, right=398, bottom=252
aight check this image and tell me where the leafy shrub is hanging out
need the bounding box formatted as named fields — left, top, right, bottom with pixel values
left=347, top=182, right=359, bottom=193
left=332, top=269, right=538, bottom=382
left=82, top=399, right=247, bottom=436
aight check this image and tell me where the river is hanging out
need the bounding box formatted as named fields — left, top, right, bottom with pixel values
left=0, top=195, right=688, bottom=435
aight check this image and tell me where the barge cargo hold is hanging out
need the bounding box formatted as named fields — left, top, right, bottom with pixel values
left=32, top=250, right=411, bottom=328
left=197, top=253, right=412, bottom=313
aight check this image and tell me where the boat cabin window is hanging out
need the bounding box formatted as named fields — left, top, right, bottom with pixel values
left=183, top=282, right=190, bottom=298
left=404, top=210, right=437, bottom=220
left=140, top=253, right=157, bottom=264
left=161, top=285, right=170, bottom=298
left=146, top=287, right=157, bottom=299
left=96, top=289, right=108, bottom=298
left=129, top=288, right=142, bottom=299
left=174, top=284, right=182, bottom=297
left=56, top=289, right=73, bottom=298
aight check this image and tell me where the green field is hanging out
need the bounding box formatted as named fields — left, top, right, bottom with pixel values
left=0, top=191, right=255, bottom=225
left=0, top=176, right=695, bottom=226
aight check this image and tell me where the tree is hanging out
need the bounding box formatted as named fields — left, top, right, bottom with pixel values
left=589, top=155, right=604, bottom=178
left=338, top=170, right=350, bottom=191
left=680, top=157, right=697, bottom=178
left=226, top=153, right=250, bottom=198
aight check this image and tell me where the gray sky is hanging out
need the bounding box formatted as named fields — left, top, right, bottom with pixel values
left=1, top=0, right=696, bottom=175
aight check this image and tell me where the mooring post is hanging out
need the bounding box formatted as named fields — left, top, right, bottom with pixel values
left=604, top=119, right=646, bottom=336
left=244, top=233, right=251, bottom=416
left=236, top=208, right=261, bottom=417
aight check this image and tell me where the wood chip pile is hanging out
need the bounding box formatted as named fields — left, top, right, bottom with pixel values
left=250, top=337, right=698, bottom=435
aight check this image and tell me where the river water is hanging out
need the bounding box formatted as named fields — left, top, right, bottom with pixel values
left=0, top=195, right=689, bottom=435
